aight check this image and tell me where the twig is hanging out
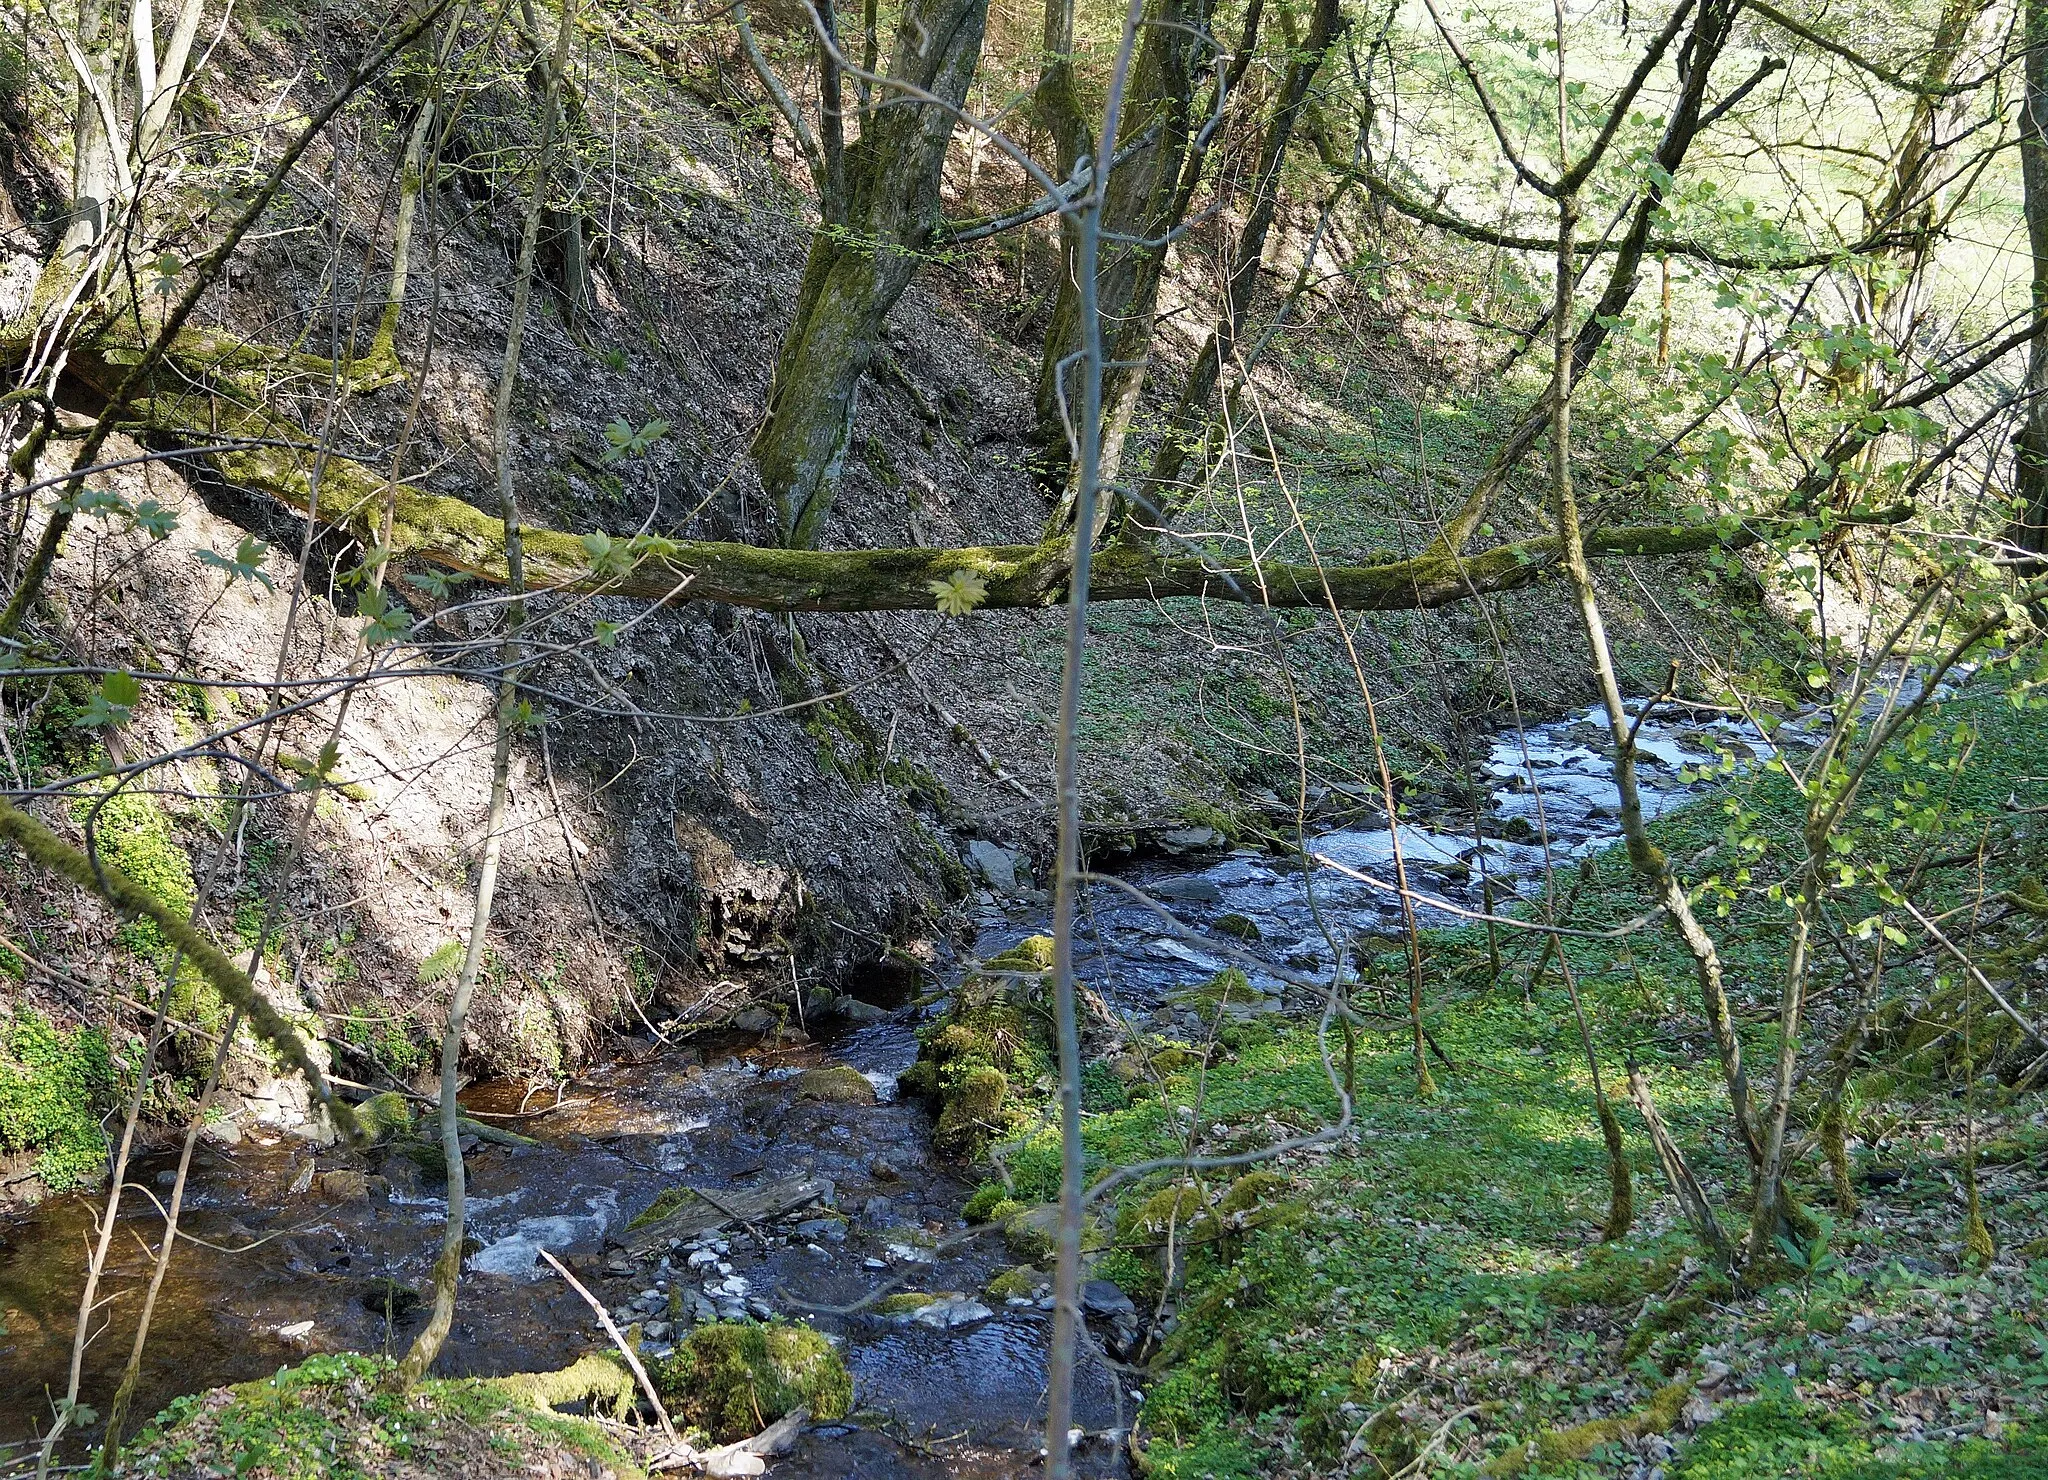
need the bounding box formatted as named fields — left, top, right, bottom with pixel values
left=537, top=1246, right=677, bottom=1440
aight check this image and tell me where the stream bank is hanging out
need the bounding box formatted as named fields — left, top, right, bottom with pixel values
left=3, top=694, right=1810, bottom=1476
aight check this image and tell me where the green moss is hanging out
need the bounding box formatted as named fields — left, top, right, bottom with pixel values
left=353, top=1090, right=413, bottom=1146
left=629, top=1186, right=691, bottom=1230
left=902, top=936, right=1057, bottom=1156
left=1171, top=967, right=1261, bottom=1023
left=123, top=1352, right=644, bottom=1478
left=792, top=1065, right=877, bottom=1104
left=1119, top=1182, right=1205, bottom=1247
left=1486, top=1380, right=1690, bottom=1477
left=874, top=1291, right=943, bottom=1315
left=985, top=1265, right=1048, bottom=1301
left=75, top=787, right=196, bottom=951
left=935, top=1065, right=1008, bottom=1154
left=1214, top=912, right=1261, bottom=942
left=962, top=1183, right=1010, bottom=1221
left=490, top=1353, right=637, bottom=1417
left=1537, top=1245, right=1687, bottom=1307
left=0, top=1009, right=115, bottom=1190
left=649, top=1321, right=851, bottom=1443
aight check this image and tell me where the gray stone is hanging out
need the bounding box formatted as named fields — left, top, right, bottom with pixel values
left=1157, top=826, right=1225, bottom=857
left=964, top=840, right=1030, bottom=892
left=1082, top=1279, right=1137, bottom=1321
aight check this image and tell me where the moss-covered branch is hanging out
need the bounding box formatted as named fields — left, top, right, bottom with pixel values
left=148, top=400, right=1908, bottom=614
left=0, top=797, right=362, bottom=1144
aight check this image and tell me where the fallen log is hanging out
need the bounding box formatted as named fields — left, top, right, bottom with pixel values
left=617, top=1174, right=831, bottom=1256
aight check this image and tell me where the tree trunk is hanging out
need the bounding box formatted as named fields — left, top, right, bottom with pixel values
left=750, top=0, right=989, bottom=547
left=1033, top=0, right=1216, bottom=531
left=1137, top=0, right=1345, bottom=533
left=2016, top=0, right=2048, bottom=554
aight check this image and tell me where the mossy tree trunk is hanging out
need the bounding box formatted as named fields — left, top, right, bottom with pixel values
left=2016, top=0, right=2048, bottom=555
left=750, top=0, right=990, bottom=548
left=1032, top=0, right=1215, bottom=534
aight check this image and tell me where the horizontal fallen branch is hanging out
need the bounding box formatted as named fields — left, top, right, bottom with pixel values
left=145, top=399, right=1911, bottom=616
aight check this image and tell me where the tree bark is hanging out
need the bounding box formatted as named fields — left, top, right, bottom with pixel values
left=2016, top=0, right=2048, bottom=553
left=396, top=0, right=566, bottom=1388
left=160, top=398, right=1901, bottom=612
left=749, top=0, right=989, bottom=547
left=1033, top=0, right=1216, bottom=527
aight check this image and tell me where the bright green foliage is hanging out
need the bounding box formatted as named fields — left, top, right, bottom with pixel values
left=0, top=1009, right=114, bottom=1190
left=72, top=786, right=220, bottom=1031
left=417, top=939, right=465, bottom=985
left=649, top=1321, right=851, bottom=1443
left=1672, top=1398, right=2047, bottom=1478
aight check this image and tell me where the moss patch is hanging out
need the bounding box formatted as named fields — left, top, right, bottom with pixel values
left=352, top=1090, right=413, bottom=1145
left=649, top=1320, right=850, bottom=1444
left=1486, top=1380, right=1690, bottom=1477
left=900, top=936, right=1056, bottom=1156
left=792, top=1065, right=877, bottom=1104
left=628, top=1186, right=691, bottom=1230
left=118, top=1352, right=644, bottom=1479
left=0, top=1009, right=115, bottom=1191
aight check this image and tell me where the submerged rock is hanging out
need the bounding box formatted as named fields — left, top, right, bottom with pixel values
left=792, top=1065, right=878, bottom=1104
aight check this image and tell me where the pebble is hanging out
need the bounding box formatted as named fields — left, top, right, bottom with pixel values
left=863, top=1257, right=888, bottom=1270
left=643, top=1320, right=672, bottom=1340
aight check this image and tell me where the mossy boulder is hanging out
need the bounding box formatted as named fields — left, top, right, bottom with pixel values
left=792, top=1065, right=877, bottom=1104
left=1117, top=1182, right=1204, bottom=1248
left=1170, top=967, right=1263, bottom=1024
left=934, top=1065, right=1008, bottom=1154
left=985, top=1265, right=1049, bottom=1301
left=649, top=1320, right=851, bottom=1444
left=873, top=1291, right=946, bottom=1315
left=900, top=936, right=1055, bottom=1157
left=387, top=1138, right=450, bottom=1184
left=1214, top=913, right=1261, bottom=942
left=352, top=1091, right=413, bottom=1145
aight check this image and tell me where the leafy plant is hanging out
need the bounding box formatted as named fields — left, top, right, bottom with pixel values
left=929, top=568, right=988, bottom=617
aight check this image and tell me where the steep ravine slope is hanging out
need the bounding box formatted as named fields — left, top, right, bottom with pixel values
left=0, top=2, right=1771, bottom=1159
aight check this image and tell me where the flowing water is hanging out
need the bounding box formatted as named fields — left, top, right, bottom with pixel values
left=0, top=695, right=1821, bottom=1474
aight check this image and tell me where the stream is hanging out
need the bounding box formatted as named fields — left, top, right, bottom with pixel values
left=0, top=696, right=1813, bottom=1475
